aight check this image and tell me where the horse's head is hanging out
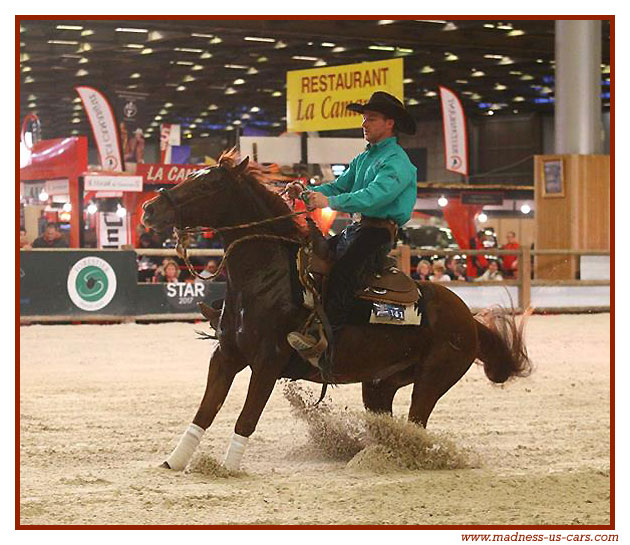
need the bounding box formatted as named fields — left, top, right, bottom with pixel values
left=141, top=155, right=250, bottom=232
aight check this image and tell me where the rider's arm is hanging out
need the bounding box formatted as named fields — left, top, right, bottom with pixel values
left=310, top=158, right=357, bottom=197
left=326, top=160, right=410, bottom=213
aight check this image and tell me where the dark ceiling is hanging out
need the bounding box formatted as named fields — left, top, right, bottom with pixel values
left=19, top=17, right=611, bottom=142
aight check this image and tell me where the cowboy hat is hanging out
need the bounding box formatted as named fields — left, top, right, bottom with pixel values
left=347, top=91, right=416, bottom=135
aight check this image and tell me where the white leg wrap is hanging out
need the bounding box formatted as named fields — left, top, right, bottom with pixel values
left=165, top=423, right=205, bottom=471
left=222, top=433, right=249, bottom=471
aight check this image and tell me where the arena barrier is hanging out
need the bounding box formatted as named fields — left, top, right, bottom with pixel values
left=19, top=247, right=609, bottom=323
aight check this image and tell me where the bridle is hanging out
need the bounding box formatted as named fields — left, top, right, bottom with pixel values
left=154, top=169, right=308, bottom=281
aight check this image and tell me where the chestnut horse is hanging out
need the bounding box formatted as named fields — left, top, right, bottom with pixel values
left=141, top=151, right=532, bottom=472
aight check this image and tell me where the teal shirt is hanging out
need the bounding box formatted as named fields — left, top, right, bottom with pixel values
left=312, top=137, right=417, bottom=226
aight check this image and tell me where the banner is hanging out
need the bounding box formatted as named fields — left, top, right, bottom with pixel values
left=286, top=58, right=404, bottom=132
left=75, top=86, right=124, bottom=172
left=136, top=163, right=208, bottom=186
left=97, top=211, right=130, bottom=249
left=439, top=86, right=469, bottom=175
left=116, top=90, right=148, bottom=165
left=84, top=174, right=143, bottom=192
left=160, top=123, right=181, bottom=163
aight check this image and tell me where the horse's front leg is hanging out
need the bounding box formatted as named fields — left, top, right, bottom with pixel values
left=222, top=356, right=287, bottom=471
left=162, top=347, right=246, bottom=470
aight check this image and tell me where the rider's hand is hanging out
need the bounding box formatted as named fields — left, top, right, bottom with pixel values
left=285, top=181, right=305, bottom=200
left=307, top=191, right=329, bottom=211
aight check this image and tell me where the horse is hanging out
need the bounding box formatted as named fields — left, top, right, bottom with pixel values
left=141, top=150, right=532, bottom=472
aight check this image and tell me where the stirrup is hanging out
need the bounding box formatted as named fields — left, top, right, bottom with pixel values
left=287, top=331, right=328, bottom=369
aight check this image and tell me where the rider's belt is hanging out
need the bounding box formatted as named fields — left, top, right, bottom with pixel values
left=360, top=216, right=398, bottom=242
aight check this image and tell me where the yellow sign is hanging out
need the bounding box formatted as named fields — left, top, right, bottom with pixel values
left=286, top=58, right=404, bottom=132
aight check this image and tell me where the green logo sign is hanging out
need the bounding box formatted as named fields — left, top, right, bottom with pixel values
left=67, top=257, right=117, bottom=311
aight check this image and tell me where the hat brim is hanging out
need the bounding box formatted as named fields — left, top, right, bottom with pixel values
left=347, top=102, right=416, bottom=135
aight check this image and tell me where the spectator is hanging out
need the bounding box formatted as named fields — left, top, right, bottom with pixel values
left=136, top=232, right=161, bottom=283
left=445, top=256, right=466, bottom=281
left=32, top=223, right=68, bottom=248
left=198, top=258, right=225, bottom=281
left=154, top=259, right=180, bottom=283
left=475, top=259, right=504, bottom=282
left=429, top=260, right=451, bottom=283
left=411, top=259, right=432, bottom=281
left=20, top=227, right=32, bottom=249
left=501, top=231, right=520, bottom=278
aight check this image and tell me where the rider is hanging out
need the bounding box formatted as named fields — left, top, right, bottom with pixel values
left=286, top=91, right=417, bottom=364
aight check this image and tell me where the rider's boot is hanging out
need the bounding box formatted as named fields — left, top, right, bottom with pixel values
left=287, top=324, right=328, bottom=369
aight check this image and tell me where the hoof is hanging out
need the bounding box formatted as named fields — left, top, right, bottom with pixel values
left=160, top=461, right=172, bottom=469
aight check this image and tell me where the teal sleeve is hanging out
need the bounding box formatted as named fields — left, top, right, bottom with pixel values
left=311, top=159, right=356, bottom=197
left=327, top=161, right=408, bottom=213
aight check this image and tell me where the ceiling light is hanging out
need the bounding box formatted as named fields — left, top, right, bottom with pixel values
left=194, top=118, right=203, bottom=123
left=602, top=65, right=610, bottom=74
left=225, top=87, right=237, bottom=95
left=116, top=204, right=127, bottom=218
left=397, top=47, right=413, bottom=54
left=484, top=23, right=495, bottom=28
left=509, top=70, right=523, bottom=75
left=200, top=51, right=213, bottom=59
left=20, top=25, right=25, bottom=33
left=378, top=20, right=395, bottom=25
left=225, top=64, right=248, bottom=69
left=407, top=98, right=419, bottom=105
left=257, top=56, right=268, bottom=62
left=445, top=52, right=459, bottom=61
left=182, top=75, right=195, bottom=82
left=130, top=73, right=141, bottom=79
left=508, top=29, right=525, bottom=37
left=38, top=190, right=49, bottom=202
left=499, top=56, right=514, bottom=65
left=174, top=61, right=193, bottom=66
left=472, top=70, right=485, bottom=77
left=189, top=124, right=197, bottom=129
left=438, top=196, right=448, bottom=207
left=21, top=53, right=30, bottom=62
left=209, top=36, right=223, bottom=44
left=22, top=66, right=31, bottom=72
left=73, top=104, right=82, bottom=111
left=125, top=44, right=143, bottom=49
left=443, top=22, right=458, bottom=31
left=246, top=67, right=258, bottom=75
left=314, top=59, right=327, bottom=67
left=494, top=83, right=507, bottom=90
left=176, top=85, right=186, bottom=91
left=369, top=45, right=395, bottom=51
left=521, top=204, right=531, bottom=214
left=155, top=115, right=163, bottom=121
left=226, top=125, right=234, bottom=131
left=332, top=46, right=346, bottom=53
left=403, top=78, right=414, bottom=84
left=478, top=212, right=488, bottom=223
left=208, top=104, right=218, bottom=110
left=192, top=64, right=204, bottom=71
left=175, top=47, right=203, bottom=53
left=292, top=56, right=319, bottom=61
left=24, top=76, right=34, bottom=83
left=420, top=65, right=435, bottom=74
left=471, top=93, right=481, bottom=100
left=272, top=91, right=282, bottom=97
left=200, top=133, right=209, bottom=137
left=321, top=42, right=335, bottom=47
left=537, top=59, right=544, bottom=64
left=233, top=78, right=246, bottom=85
left=250, top=106, right=260, bottom=112
left=486, top=110, right=494, bottom=116
left=115, top=27, right=148, bottom=33
left=191, top=33, right=214, bottom=38
left=159, top=109, right=168, bottom=115
left=78, top=43, right=92, bottom=52
left=47, top=40, right=79, bottom=45
left=274, top=41, right=287, bottom=49
left=496, top=23, right=513, bottom=30
left=63, top=202, right=72, bottom=212
left=72, top=118, right=81, bottom=123
left=520, top=74, right=534, bottom=81
left=81, top=29, right=94, bottom=37
left=424, top=91, right=437, bottom=97
left=513, top=96, right=525, bottom=102
left=241, top=114, right=250, bottom=120
left=456, top=79, right=468, bottom=84
left=141, top=48, right=153, bottom=55
left=87, top=203, right=98, bottom=215
left=76, top=69, right=88, bottom=76
left=244, top=36, right=275, bottom=43
left=28, top=102, right=36, bottom=108
left=56, top=25, right=83, bottom=31
left=78, top=57, right=88, bottom=63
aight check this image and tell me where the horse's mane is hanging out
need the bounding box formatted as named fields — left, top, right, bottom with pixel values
left=217, top=149, right=306, bottom=237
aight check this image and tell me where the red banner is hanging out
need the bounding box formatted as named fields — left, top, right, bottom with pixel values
left=136, top=163, right=208, bottom=186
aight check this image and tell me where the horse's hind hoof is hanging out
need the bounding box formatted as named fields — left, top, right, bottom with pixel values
left=159, top=461, right=172, bottom=469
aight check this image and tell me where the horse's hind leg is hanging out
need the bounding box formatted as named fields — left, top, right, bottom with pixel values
left=362, top=367, right=414, bottom=415
left=162, top=348, right=245, bottom=471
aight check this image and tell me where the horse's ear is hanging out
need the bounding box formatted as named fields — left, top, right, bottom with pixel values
left=234, top=156, right=250, bottom=176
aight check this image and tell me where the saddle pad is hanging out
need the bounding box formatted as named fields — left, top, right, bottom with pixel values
left=369, top=302, right=422, bottom=326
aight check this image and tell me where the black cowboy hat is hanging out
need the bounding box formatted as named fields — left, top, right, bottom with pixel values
left=347, top=91, right=416, bottom=135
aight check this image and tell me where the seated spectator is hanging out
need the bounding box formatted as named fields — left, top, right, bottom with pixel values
left=411, top=259, right=432, bottom=281
left=32, top=223, right=68, bottom=248
left=136, top=232, right=161, bottom=283
left=429, top=260, right=451, bottom=283
left=501, top=231, right=520, bottom=278
left=445, top=256, right=466, bottom=281
left=154, top=259, right=180, bottom=283
left=198, top=258, right=226, bottom=281
left=475, top=259, right=504, bottom=282
left=20, top=227, right=32, bottom=249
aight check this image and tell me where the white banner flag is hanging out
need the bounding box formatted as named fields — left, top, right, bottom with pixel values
left=75, top=86, right=123, bottom=172
left=439, top=86, right=469, bottom=176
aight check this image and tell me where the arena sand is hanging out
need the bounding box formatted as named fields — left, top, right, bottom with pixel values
left=19, top=313, right=610, bottom=526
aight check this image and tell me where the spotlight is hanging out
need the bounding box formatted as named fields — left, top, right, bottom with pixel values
left=87, top=202, right=98, bottom=215
left=62, top=202, right=72, bottom=212
left=520, top=204, right=531, bottom=214
left=437, top=196, right=448, bottom=207
left=116, top=204, right=127, bottom=218
left=478, top=212, right=488, bottom=223
left=38, top=190, right=49, bottom=202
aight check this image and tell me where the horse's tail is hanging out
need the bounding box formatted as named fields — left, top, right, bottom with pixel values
left=474, top=306, right=533, bottom=383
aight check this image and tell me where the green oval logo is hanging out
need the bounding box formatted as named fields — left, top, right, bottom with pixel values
left=75, top=266, right=108, bottom=302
